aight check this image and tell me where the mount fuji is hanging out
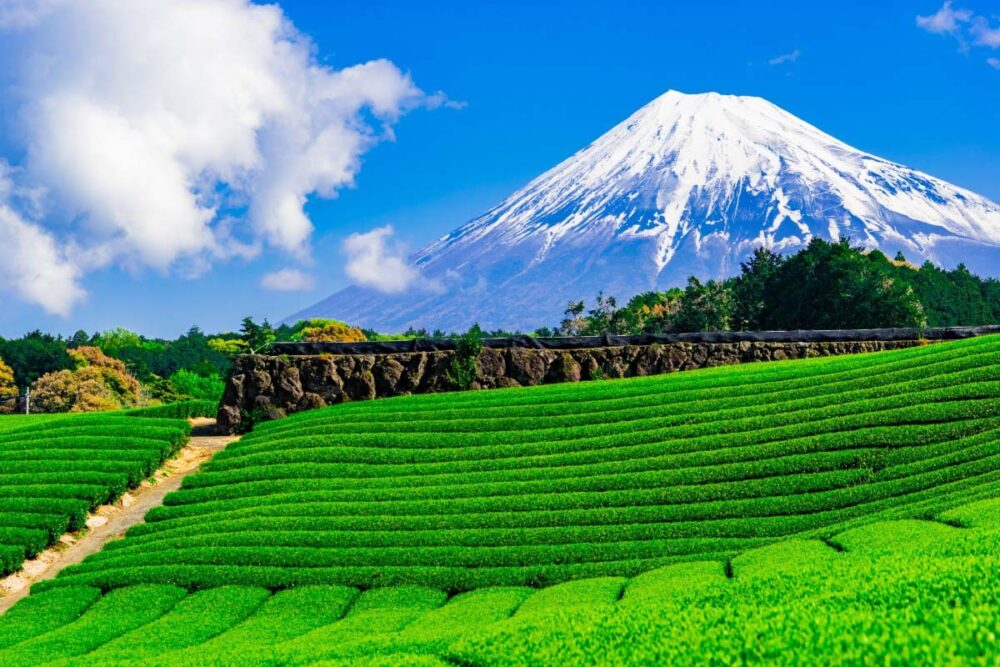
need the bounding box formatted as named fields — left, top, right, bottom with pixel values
left=293, top=90, right=1000, bottom=332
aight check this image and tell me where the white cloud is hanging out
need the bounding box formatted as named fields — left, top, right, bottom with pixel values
left=917, top=2, right=1000, bottom=67
left=916, top=1, right=972, bottom=34
left=0, top=0, right=443, bottom=315
left=426, top=91, right=469, bottom=110
left=768, top=50, right=800, bottom=65
left=260, top=268, right=315, bottom=292
left=342, top=225, right=431, bottom=294
left=0, top=164, right=83, bottom=315
left=972, top=17, right=1000, bottom=48
left=988, top=57, right=1000, bottom=69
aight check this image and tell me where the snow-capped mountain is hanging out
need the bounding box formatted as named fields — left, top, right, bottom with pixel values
left=292, top=90, right=1000, bottom=332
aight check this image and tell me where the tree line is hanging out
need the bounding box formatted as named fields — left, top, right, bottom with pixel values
left=0, top=318, right=369, bottom=413
left=544, top=239, right=1000, bottom=336
left=3, top=238, right=1000, bottom=412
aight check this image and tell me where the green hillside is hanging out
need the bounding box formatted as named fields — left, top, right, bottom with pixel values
left=0, top=335, right=998, bottom=664
left=0, top=414, right=190, bottom=576
left=40, top=334, right=1000, bottom=592
left=0, top=500, right=997, bottom=665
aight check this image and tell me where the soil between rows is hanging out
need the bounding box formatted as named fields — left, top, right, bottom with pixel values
left=0, top=418, right=238, bottom=615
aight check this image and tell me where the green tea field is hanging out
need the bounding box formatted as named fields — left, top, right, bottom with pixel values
left=2, top=500, right=997, bottom=666
left=0, top=413, right=191, bottom=577
left=1, top=336, right=999, bottom=664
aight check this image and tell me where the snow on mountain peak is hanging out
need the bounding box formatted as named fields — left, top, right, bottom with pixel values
left=293, top=90, right=1000, bottom=332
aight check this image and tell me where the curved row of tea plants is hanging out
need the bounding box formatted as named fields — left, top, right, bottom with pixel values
left=1, top=499, right=997, bottom=665
left=124, top=400, right=218, bottom=420
left=38, top=335, right=1000, bottom=592
left=0, top=413, right=190, bottom=575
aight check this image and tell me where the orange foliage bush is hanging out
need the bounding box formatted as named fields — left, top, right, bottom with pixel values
left=0, top=357, right=17, bottom=414
left=32, top=346, right=141, bottom=413
left=297, top=322, right=367, bottom=343
left=69, top=345, right=129, bottom=371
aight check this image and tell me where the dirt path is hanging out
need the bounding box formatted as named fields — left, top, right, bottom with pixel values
left=0, top=418, right=238, bottom=614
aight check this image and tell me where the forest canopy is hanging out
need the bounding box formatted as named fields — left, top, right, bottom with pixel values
left=548, top=239, right=1000, bottom=337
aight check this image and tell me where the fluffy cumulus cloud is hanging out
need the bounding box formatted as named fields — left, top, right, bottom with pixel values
left=0, top=165, right=84, bottom=315
left=917, top=2, right=1000, bottom=68
left=0, top=0, right=440, bottom=315
left=342, top=225, right=435, bottom=294
left=260, top=268, right=315, bottom=292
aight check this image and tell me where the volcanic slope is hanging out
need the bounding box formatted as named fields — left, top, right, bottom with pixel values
left=296, top=90, right=1000, bottom=332
left=33, top=334, right=1000, bottom=593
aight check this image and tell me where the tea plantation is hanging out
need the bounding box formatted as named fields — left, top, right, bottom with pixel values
left=0, top=413, right=191, bottom=576
left=0, top=336, right=998, bottom=664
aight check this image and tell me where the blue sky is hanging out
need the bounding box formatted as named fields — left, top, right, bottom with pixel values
left=1, top=0, right=998, bottom=338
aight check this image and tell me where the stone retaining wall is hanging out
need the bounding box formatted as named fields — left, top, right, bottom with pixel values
left=217, top=338, right=923, bottom=432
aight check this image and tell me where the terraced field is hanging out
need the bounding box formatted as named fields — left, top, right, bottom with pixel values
left=0, top=413, right=191, bottom=577
left=0, top=499, right=997, bottom=665
left=39, top=334, right=1000, bottom=592
left=1, top=335, right=998, bottom=664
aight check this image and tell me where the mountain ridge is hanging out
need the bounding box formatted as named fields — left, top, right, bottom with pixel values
left=292, top=90, right=1000, bottom=332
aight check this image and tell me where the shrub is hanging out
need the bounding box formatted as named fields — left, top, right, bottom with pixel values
left=448, top=325, right=484, bottom=390
left=207, top=338, right=247, bottom=357
left=31, top=370, right=77, bottom=413
left=292, top=320, right=367, bottom=343
left=167, top=370, right=224, bottom=402
left=0, top=356, right=18, bottom=414
left=31, top=347, right=141, bottom=413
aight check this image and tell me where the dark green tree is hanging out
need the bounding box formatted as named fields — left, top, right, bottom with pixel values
left=731, top=247, right=784, bottom=330
left=581, top=292, right=627, bottom=335
left=69, top=330, right=91, bottom=348
left=673, top=277, right=734, bottom=332
left=0, top=331, right=74, bottom=387
left=240, top=317, right=276, bottom=354
left=761, top=238, right=925, bottom=330
left=558, top=301, right=587, bottom=336
left=623, top=289, right=684, bottom=333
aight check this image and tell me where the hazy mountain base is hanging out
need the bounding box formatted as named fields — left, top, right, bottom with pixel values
left=296, top=231, right=1000, bottom=333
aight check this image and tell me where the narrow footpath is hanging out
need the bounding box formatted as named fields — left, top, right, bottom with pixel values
left=0, top=418, right=239, bottom=614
